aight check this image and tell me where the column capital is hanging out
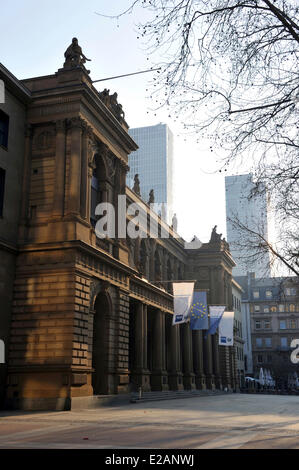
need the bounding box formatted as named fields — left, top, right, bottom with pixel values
left=55, top=119, right=66, bottom=133
left=67, top=116, right=85, bottom=131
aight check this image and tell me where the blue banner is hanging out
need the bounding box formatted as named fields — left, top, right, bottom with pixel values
left=190, top=291, right=208, bottom=330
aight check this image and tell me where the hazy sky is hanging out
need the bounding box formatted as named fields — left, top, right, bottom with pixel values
left=0, top=0, right=250, bottom=242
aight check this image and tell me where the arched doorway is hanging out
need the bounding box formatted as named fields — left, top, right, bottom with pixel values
left=92, top=292, right=111, bottom=395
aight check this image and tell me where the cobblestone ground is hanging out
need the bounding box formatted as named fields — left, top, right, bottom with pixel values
left=1, top=394, right=299, bottom=449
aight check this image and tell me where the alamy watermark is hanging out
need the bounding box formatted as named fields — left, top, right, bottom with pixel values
left=290, top=339, right=299, bottom=364
left=0, top=80, right=4, bottom=103
left=93, top=196, right=202, bottom=250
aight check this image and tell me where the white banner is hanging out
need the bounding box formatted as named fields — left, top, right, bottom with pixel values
left=218, top=311, right=234, bottom=346
left=172, top=282, right=195, bottom=325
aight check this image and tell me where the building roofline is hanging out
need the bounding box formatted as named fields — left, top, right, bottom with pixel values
left=0, top=63, right=31, bottom=103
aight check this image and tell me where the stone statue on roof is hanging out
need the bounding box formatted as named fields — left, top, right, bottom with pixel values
left=64, top=38, right=91, bottom=68
left=210, top=225, right=222, bottom=243
left=172, top=213, right=178, bottom=232
left=148, top=189, right=155, bottom=205
left=133, top=174, right=141, bottom=196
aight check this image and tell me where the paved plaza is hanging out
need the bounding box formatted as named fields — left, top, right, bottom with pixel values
left=1, top=393, right=299, bottom=449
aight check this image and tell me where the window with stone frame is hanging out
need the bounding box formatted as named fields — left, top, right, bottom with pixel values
left=255, top=320, right=261, bottom=330
left=253, top=290, right=260, bottom=299
left=257, top=354, right=263, bottom=363
left=263, top=305, right=270, bottom=313
left=0, top=110, right=9, bottom=148
left=289, top=319, right=296, bottom=329
left=266, top=290, right=272, bottom=299
left=265, top=337, right=272, bottom=348
left=256, top=337, right=262, bottom=347
left=279, top=320, right=287, bottom=330
left=264, top=320, right=271, bottom=329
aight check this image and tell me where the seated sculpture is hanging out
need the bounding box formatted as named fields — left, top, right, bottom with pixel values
left=64, top=38, right=91, bottom=68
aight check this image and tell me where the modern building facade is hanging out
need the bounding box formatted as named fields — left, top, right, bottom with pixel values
left=0, top=41, right=239, bottom=411
left=236, top=273, right=299, bottom=388
left=225, top=174, right=272, bottom=277
left=127, top=124, right=174, bottom=222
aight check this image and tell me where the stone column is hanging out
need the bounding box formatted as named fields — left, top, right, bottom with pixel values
left=80, top=125, right=92, bottom=220
left=67, top=117, right=82, bottom=216
left=182, top=324, right=196, bottom=390
left=203, top=335, right=215, bottom=390
left=52, top=120, right=66, bottom=218
left=132, top=303, right=151, bottom=391
left=151, top=309, right=168, bottom=391
left=192, top=330, right=206, bottom=390
left=212, top=334, right=222, bottom=390
left=168, top=322, right=184, bottom=390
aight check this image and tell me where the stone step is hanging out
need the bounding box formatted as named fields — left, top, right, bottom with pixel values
left=130, top=389, right=228, bottom=403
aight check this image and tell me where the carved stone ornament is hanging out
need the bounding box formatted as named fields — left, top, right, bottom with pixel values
left=55, top=119, right=66, bottom=133
left=35, top=130, right=55, bottom=150
left=98, top=89, right=125, bottom=122
left=67, top=116, right=87, bottom=130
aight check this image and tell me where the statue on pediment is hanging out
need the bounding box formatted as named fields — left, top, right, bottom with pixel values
left=133, top=174, right=141, bottom=195
left=64, top=38, right=91, bottom=69
left=99, top=89, right=125, bottom=121
left=148, top=189, right=155, bottom=205
left=210, top=225, right=222, bottom=243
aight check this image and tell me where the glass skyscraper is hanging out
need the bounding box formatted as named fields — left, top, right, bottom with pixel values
left=225, top=174, right=272, bottom=277
left=127, top=123, right=174, bottom=222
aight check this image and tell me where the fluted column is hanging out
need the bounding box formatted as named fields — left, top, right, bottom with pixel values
left=67, top=117, right=82, bottom=215
left=80, top=125, right=92, bottom=220
left=192, top=330, right=206, bottom=390
left=151, top=309, right=168, bottom=391
left=168, top=322, right=184, bottom=390
left=52, top=119, right=66, bottom=218
left=182, top=324, right=196, bottom=390
left=131, top=303, right=151, bottom=391
left=203, top=335, right=215, bottom=390
left=212, top=334, right=222, bottom=389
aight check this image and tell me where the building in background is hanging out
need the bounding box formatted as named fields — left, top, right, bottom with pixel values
left=236, top=273, right=299, bottom=389
left=225, top=174, right=273, bottom=277
left=127, top=123, right=174, bottom=223
left=232, top=279, right=245, bottom=388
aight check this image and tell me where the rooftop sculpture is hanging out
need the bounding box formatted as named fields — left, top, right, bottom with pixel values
left=64, top=37, right=91, bottom=69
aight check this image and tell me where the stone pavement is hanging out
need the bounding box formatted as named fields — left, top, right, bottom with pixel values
left=1, top=393, right=299, bottom=449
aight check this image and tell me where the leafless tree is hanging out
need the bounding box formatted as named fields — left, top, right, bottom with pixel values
left=228, top=213, right=299, bottom=276
left=98, top=0, right=298, bottom=272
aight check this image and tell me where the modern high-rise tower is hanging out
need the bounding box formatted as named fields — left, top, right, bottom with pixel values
left=225, top=174, right=272, bottom=277
left=127, top=123, right=174, bottom=222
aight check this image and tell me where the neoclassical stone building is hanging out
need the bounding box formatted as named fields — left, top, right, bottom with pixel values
left=1, top=41, right=237, bottom=410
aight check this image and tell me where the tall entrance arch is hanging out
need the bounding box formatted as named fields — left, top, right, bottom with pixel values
left=92, top=292, right=111, bottom=395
